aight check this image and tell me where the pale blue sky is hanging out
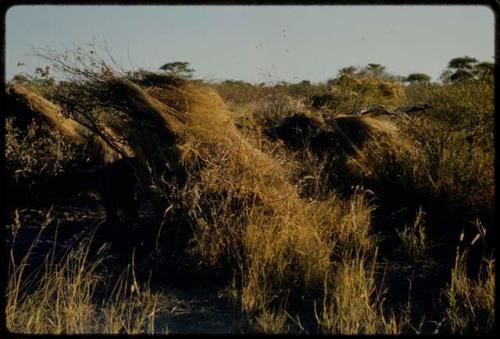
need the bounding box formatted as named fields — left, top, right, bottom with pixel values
left=5, top=5, right=495, bottom=83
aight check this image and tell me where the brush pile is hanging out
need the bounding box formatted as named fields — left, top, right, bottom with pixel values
left=6, top=83, right=136, bottom=165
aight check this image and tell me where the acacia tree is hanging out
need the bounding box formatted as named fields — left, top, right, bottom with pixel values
left=364, top=63, right=386, bottom=78
left=441, top=56, right=478, bottom=83
left=405, top=73, right=431, bottom=84
left=159, top=61, right=194, bottom=78
left=360, top=63, right=403, bottom=81
left=338, top=66, right=358, bottom=77
left=448, top=56, right=478, bottom=70
left=440, top=56, right=494, bottom=83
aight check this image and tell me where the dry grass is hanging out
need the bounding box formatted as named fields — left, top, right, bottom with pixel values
left=443, top=225, right=495, bottom=334
left=6, top=83, right=129, bottom=164
left=396, top=206, right=428, bottom=260
left=5, top=116, right=80, bottom=178
left=329, top=74, right=406, bottom=114
left=253, top=307, right=288, bottom=334
left=314, top=248, right=405, bottom=334
left=6, top=210, right=168, bottom=335
left=333, top=115, right=419, bottom=179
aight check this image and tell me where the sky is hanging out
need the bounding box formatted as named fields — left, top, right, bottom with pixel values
left=5, top=5, right=495, bottom=83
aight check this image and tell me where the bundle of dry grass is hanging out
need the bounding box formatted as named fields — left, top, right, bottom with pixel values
left=6, top=83, right=132, bottom=164
left=265, top=109, right=418, bottom=179
left=333, top=114, right=418, bottom=176
left=326, top=74, right=406, bottom=114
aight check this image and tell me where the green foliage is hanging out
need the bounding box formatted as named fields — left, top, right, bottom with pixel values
left=440, top=56, right=493, bottom=83
left=338, top=66, right=358, bottom=77
left=363, top=63, right=387, bottom=78
left=395, top=79, right=493, bottom=214
left=159, top=61, right=194, bottom=78
left=474, top=62, right=494, bottom=82
left=405, top=73, right=431, bottom=83
left=448, top=56, right=478, bottom=70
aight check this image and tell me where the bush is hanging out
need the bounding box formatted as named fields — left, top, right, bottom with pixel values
left=6, top=116, right=85, bottom=180
left=401, top=81, right=494, bottom=214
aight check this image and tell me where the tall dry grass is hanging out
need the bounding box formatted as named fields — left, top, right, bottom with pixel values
left=6, top=210, right=168, bottom=335
left=314, top=248, right=406, bottom=334
left=443, top=223, right=495, bottom=334
left=396, top=206, right=428, bottom=260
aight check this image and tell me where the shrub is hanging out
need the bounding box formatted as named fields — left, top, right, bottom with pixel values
left=5, top=116, right=84, bottom=180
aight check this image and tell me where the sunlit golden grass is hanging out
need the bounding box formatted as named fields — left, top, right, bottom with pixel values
left=314, top=248, right=406, bottom=334
left=253, top=306, right=288, bottom=334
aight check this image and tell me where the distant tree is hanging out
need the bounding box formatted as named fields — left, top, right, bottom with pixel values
left=439, top=69, right=453, bottom=83
left=358, top=63, right=406, bottom=81
left=221, top=79, right=252, bottom=87
left=159, top=61, right=194, bottom=78
left=448, top=56, right=478, bottom=70
left=364, top=63, right=387, bottom=77
left=449, top=69, right=475, bottom=82
left=338, top=66, right=358, bottom=77
left=405, top=73, right=431, bottom=83
left=325, top=67, right=359, bottom=86
left=441, top=56, right=479, bottom=83
left=474, top=61, right=494, bottom=82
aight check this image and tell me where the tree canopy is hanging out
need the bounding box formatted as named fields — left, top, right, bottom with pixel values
left=406, top=73, right=431, bottom=83
left=159, top=61, right=194, bottom=78
left=448, top=56, right=478, bottom=70
left=441, top=56, right=493, bottom=83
